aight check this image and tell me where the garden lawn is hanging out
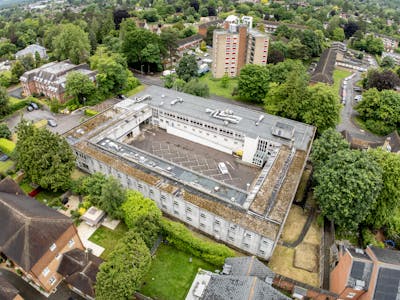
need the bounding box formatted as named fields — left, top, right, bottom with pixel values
left=198, top=73, right=238, bottom=99
left=140, top=243, right=218, bottom=300
left=332, top=68, right=352, bottom=95
left=35, top=189, right=63, bottom=204
left=88, top=223, right=129, bottom=259
left=0, top=160, right=14, bottom=175
left=125, top=85, right=145, bottom=97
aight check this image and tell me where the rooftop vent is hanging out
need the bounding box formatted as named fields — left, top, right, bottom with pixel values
left=214, top=186, right=220, bottom=192
left=255, top=115, right=265, bottom=126
left=221, top=264, right=232, bottom=275
left=206, top=108, right=242, bottom=124
left=355, top=248, right=364, bottom=254
left=170, top=97, right=184, bottom=105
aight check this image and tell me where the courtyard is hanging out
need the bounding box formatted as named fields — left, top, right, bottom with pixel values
left=130, top=126, right=258, bottom=190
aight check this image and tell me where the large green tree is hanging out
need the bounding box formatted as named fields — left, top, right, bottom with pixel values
left=15, top=122, right=75, bottom=191
left=122, top=190, right=162, bottom=248
left=366, top=149, right=400, bottom=229
left=65, top=71, right=96, bottom=104
left=310, top=128, right=349, bottom=170
left=52, top=23, right=91, bottom=64
left=302, top=83, right=341, bottom=132
left=264, top=68, right=309, bottom=120
left=238, top=64, right=270, bottom=103
left=96, top=231, right=151, bottom=300
left=356, top=88, right=400, bottom=135
left=176, top=54, right=198, bottom=82
left=314, top=149, right=383, bottom=232
left=99, top=176, right=126, bottom=219
left=0, top=87, right=10, bottom=117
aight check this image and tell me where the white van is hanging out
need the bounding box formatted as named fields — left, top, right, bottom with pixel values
left=218, top=162, right=229, bottom=175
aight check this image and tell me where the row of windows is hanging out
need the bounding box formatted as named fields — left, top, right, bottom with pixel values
left=159, top=110, right=243, bottom=139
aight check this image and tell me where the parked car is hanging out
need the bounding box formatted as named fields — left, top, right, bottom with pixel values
left=29, top=102, right=39, bottom=110
left=26, top=105, right=34, bottom=112
left=47, top=119, right=57, bottom=127
left=354, top=95, right=362, bottom=102
left=218, top=162, right=229, bottom=175
left=0, top=152, right=9, bottom=161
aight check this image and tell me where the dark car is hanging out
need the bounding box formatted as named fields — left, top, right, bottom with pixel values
left=29, top=102, right=39, bottom=110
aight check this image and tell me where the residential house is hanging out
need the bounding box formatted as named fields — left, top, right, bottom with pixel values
left=177, top=34, right=204, bottom=57
left=15, top=44, right=47, bottom=60
left=375, top=34, right=398, bottom=53
left=0, top=178, right=85, bottom=294
left=330, top=246, right=400, bottom=299
left=57, top=248, right=103, bottom=300
left=20, top=60, right=97, bottom=103
left=0, top=276, right=23, bottom=300
left=186, top=256, right=290, bottom=300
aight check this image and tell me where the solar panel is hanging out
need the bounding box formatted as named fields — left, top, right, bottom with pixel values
left=350, top=261, right=365, bottom=279
left=373, top=268, right=400, bottom=300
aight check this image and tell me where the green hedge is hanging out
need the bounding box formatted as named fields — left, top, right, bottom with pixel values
left=0, top=138, right=16, bottom=155
left=84, top=109, right=99, bottom=117
left=161, top=219, right=235, bottom=266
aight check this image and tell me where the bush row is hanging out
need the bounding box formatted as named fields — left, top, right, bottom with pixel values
left=161, top=218, right=235, bottom=266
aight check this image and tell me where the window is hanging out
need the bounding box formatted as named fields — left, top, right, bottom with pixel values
left=346, top=292, right=356, bottom=299
left=215, top=220, right=220, bottom=225
left=55, top=253, right=62, bottom=260
left=200, top=223, right=205, bottom=227
left=42, top=267, right=50, bottom=277
left=246, top=233, right=252, bottom=238
left=49, top=243, right=57, bottom=252
left=229, top=236, right=234, bottom=241
left=186, top=207, right=192, bottom=212
left=186, top=216, right=192, bottom=221
left=162, top=204, right=167, bottom=209
left=49, top=276, right=56, bottom=286
left=243, top=243, right=250, bottom=248
left=200, top=213, right=206, bottom=218
left=68, top=239, right=75, bottom=248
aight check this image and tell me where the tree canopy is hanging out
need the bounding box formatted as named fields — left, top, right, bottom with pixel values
left=0, top=87, right=10, bottom=117
left=52, top=23, right=90, bottom=64
left=314, top=149, right=382, bottom=232
left=238, top=64, right=270, bottom=102
left=310, top=128, right=349, bottom=170
left=15, top=121, right=75, bottom=191
left=122, top=190, right=162, bottom=248
left=176, top=54, right=198, bottom=82
left=65, top=71, right=96, bottom=104
left=355, top=88, right=400, bottom=135
left=96, top=231, right=151, bottom=300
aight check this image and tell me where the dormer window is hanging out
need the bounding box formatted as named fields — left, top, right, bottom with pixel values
left=49, top=243, right=56, bottom=252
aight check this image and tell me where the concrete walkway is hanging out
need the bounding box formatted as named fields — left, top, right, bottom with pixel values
left=76, top=222, right=105, bottom=257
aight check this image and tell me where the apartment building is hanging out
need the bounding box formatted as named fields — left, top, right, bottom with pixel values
left=0, top=178, right=85, bottom=295
left=65, top=86, right=315, bottom=260
left=212, top=16, right=269, bottom=78
left=20, top=60, right=96, bottom=103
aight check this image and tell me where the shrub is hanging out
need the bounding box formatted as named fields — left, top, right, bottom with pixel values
left=161, top=219, right=235, bottom=266
left=362, top=228, right=384, bottom=248
left=0, top=138, right=15, bottom=155
left=84, top=109, right=98, bottom=117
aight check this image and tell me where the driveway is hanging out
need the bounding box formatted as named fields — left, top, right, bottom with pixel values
left=8, top=87, right=23, bottom=99
left=336, top=71, right=385, bottom=143
left=0, top=268, right=84, bottom=300
left=4, top=107, right=86, bottom=135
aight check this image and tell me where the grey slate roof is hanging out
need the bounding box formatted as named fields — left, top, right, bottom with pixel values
left=201, top=275, right=290, bottom=300
left=369, top=246, right=400, bottom=265
left=177, top=34, right=204, bottom=47
left=0, top=276, right=19, bottom=300
left=348, top=260, right=373, bottom=290
left=373, top=267, right=400, bottom=300
left=224, top=256, right=275, bottom=280
left=0, top=178, right=73, bottom=271
left=310, top=48, right=337, bottom=85
left=134, top=86, right=315, bottom=151
left=57, top=248, right=103, bottom=298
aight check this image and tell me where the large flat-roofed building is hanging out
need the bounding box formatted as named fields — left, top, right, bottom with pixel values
left=20, top=60, right=96, bottom=103
left=65, top=86, right=315, bottom=260
left=212, top=16, right=269, bottom=78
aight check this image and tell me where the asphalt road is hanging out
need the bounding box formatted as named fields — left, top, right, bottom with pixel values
left=4, top=108, right=85, bottom=135
left=336, top=71, right=385, bottom=143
